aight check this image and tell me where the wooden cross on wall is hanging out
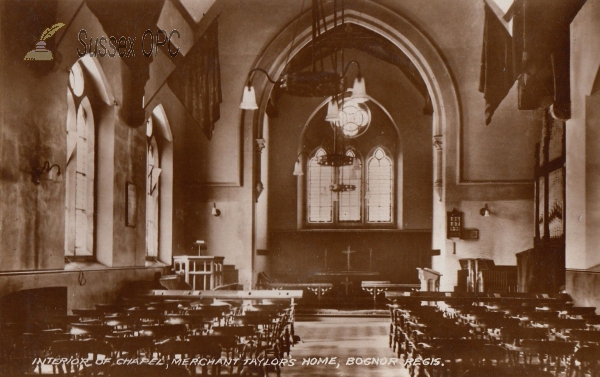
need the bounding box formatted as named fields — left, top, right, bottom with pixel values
left=342, top=246, right=356, bottom=270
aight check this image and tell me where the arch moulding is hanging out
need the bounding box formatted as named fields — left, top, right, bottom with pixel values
left=244, top=1, right=461, bottom=206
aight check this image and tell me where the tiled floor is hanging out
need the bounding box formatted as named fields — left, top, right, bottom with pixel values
left=281, top=317, right=410, bottom=377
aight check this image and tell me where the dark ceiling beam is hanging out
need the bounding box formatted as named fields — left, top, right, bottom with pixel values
left=285, top=23, right=429, bottom=100
left=86, top=0, right=165, bottom=126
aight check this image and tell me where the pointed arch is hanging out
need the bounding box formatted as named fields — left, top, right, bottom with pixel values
left=65, top=57, right=116, bottom=264
left=78, top=55, right=114, bottom=105
left=151, top=104, right=174, bottom=142
left=65, top=96, right=96, bottom=257
left=367, top=147, right=394, bottom=223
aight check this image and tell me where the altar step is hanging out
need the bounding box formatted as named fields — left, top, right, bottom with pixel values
left=296, top=308, right=389, bottom=318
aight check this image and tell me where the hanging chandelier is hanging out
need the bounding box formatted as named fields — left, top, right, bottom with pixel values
left=239, top=0, right=368, bottom=110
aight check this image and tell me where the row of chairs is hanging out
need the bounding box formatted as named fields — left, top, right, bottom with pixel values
left=12, top=296, right=296, bottom=376
left=28, top=337, right=272, bottom=376
left=389, top=300, right=600, bottom=377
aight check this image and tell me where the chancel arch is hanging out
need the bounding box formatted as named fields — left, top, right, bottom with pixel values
left=244, top=1, right=461, bottom=284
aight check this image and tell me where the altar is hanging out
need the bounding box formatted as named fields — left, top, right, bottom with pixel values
left=309, top=246, right=380, bottom=296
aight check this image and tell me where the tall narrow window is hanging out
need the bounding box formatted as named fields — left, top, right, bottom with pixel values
left=307, top=148, right=333, bottom=223
left=65, top=100, right=95, bottom=256
left=65, top=57, right=115, bottom=262
left=146, top=118, right=161, bottom=259
left=367, top=148, right=393, bottom=223
left=339, top=149, right=362, bottom=222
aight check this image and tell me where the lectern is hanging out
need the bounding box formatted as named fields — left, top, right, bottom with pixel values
left=173, top=256, right=224, bottom=290
left=417, top=268, right=442, bottom=291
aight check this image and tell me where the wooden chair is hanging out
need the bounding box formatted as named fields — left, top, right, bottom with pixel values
left=567, top=329, right=600, bottom=345
left=95, top=304, right=124, bottom=315
left=145, top=301, right=183, bottom=314
left=519, top=340, right=577, bottom=376
left=104, top=315, right=136, bottom=334
left=68, top=323, right=112, bottom=340
left=49, top=339, right=113, bottom=375
left=212, top=325, right=258, bottom=352
left=126, top=309, right=165, bottom=325
left=108, top=364, right=191, bottom=377
left=421, top=340, right=486, bottom=377
left=23, top=331, right=72, bottom=374
left=156, top=339, right=221, bottom=376
left=39, top=315, right=81, bottom=332
left=72, top=309, right=104, bottom=322
left=139, top=324, right=188, bottom=341
left=570, top=345, right=600, bottom=377
left=499, top=327, right=549, bottom=366
left=105, top=335, right=155, bottom=359
left=199, top=334, right=249, bottom=376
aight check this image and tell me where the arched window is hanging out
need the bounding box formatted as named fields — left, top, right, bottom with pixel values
left=367, top=148, right=393, bottom=223
left=306, top=145, right=395, bottom=226
left=65, top=62, right=95, bottom=257
left=146, top=118, right=161, bottom=259
left=145, top=104, right=173, bottom=264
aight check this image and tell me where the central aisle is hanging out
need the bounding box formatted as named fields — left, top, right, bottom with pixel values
left=281, top=317, right=410, bottom=377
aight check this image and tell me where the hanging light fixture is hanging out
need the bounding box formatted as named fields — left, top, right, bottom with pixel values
left=240, top=85, right=259, bottom=110
left=239, top=0, right=368, bottom=109
left=325, top=98, right=341, bottom=122
left=350, top=73, right=368, bottom=103
left=292, top=152, right=306, bottom=176
left=316, top=126, right=353, bottom=167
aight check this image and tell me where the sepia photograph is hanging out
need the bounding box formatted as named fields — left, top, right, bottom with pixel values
left=0, top=0, right=598, bottom=376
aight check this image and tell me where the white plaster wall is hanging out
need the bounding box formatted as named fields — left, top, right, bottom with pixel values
left=567, top=0, right=600, bottom=270
left=438, top=200, right=533, bottom=291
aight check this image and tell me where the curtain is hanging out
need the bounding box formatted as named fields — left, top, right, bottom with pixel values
left=478, top=1, right=518, bottom=125
left=480, top=0, right=586, bottom=122
left=168, top=19, right=222, bottom=140
left=513, top=0, right=584, bottom=119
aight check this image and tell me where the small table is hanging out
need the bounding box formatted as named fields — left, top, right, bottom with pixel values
left=173, top=256, right=225, bottom=290
left=361, top=281, right=420, bottom=309
left=268, top=283, right=333, bottom=303
left=311, top=270, right=380, bottom=296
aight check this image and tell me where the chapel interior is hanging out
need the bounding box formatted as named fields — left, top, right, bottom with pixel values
left=1, top=0, right=600, bottom=376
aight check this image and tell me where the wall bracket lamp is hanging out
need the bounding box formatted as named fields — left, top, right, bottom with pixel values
left=480, top=203, right=491, bottom=217
left=240, top=61, right=368, bottom=111
left=31, top=161, right=62, bottom=184
left=292, top=152, right=308, bottom=176
left=212, top=203, right=221, bottom=217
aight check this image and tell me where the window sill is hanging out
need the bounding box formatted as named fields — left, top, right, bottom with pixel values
left=0, top=263, right=167, bottom=276
left=273, top=228, right=431, bottom=233
left=64, top=260, right=109, bottom=271
left=145, top=259, right=169, bottom=268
